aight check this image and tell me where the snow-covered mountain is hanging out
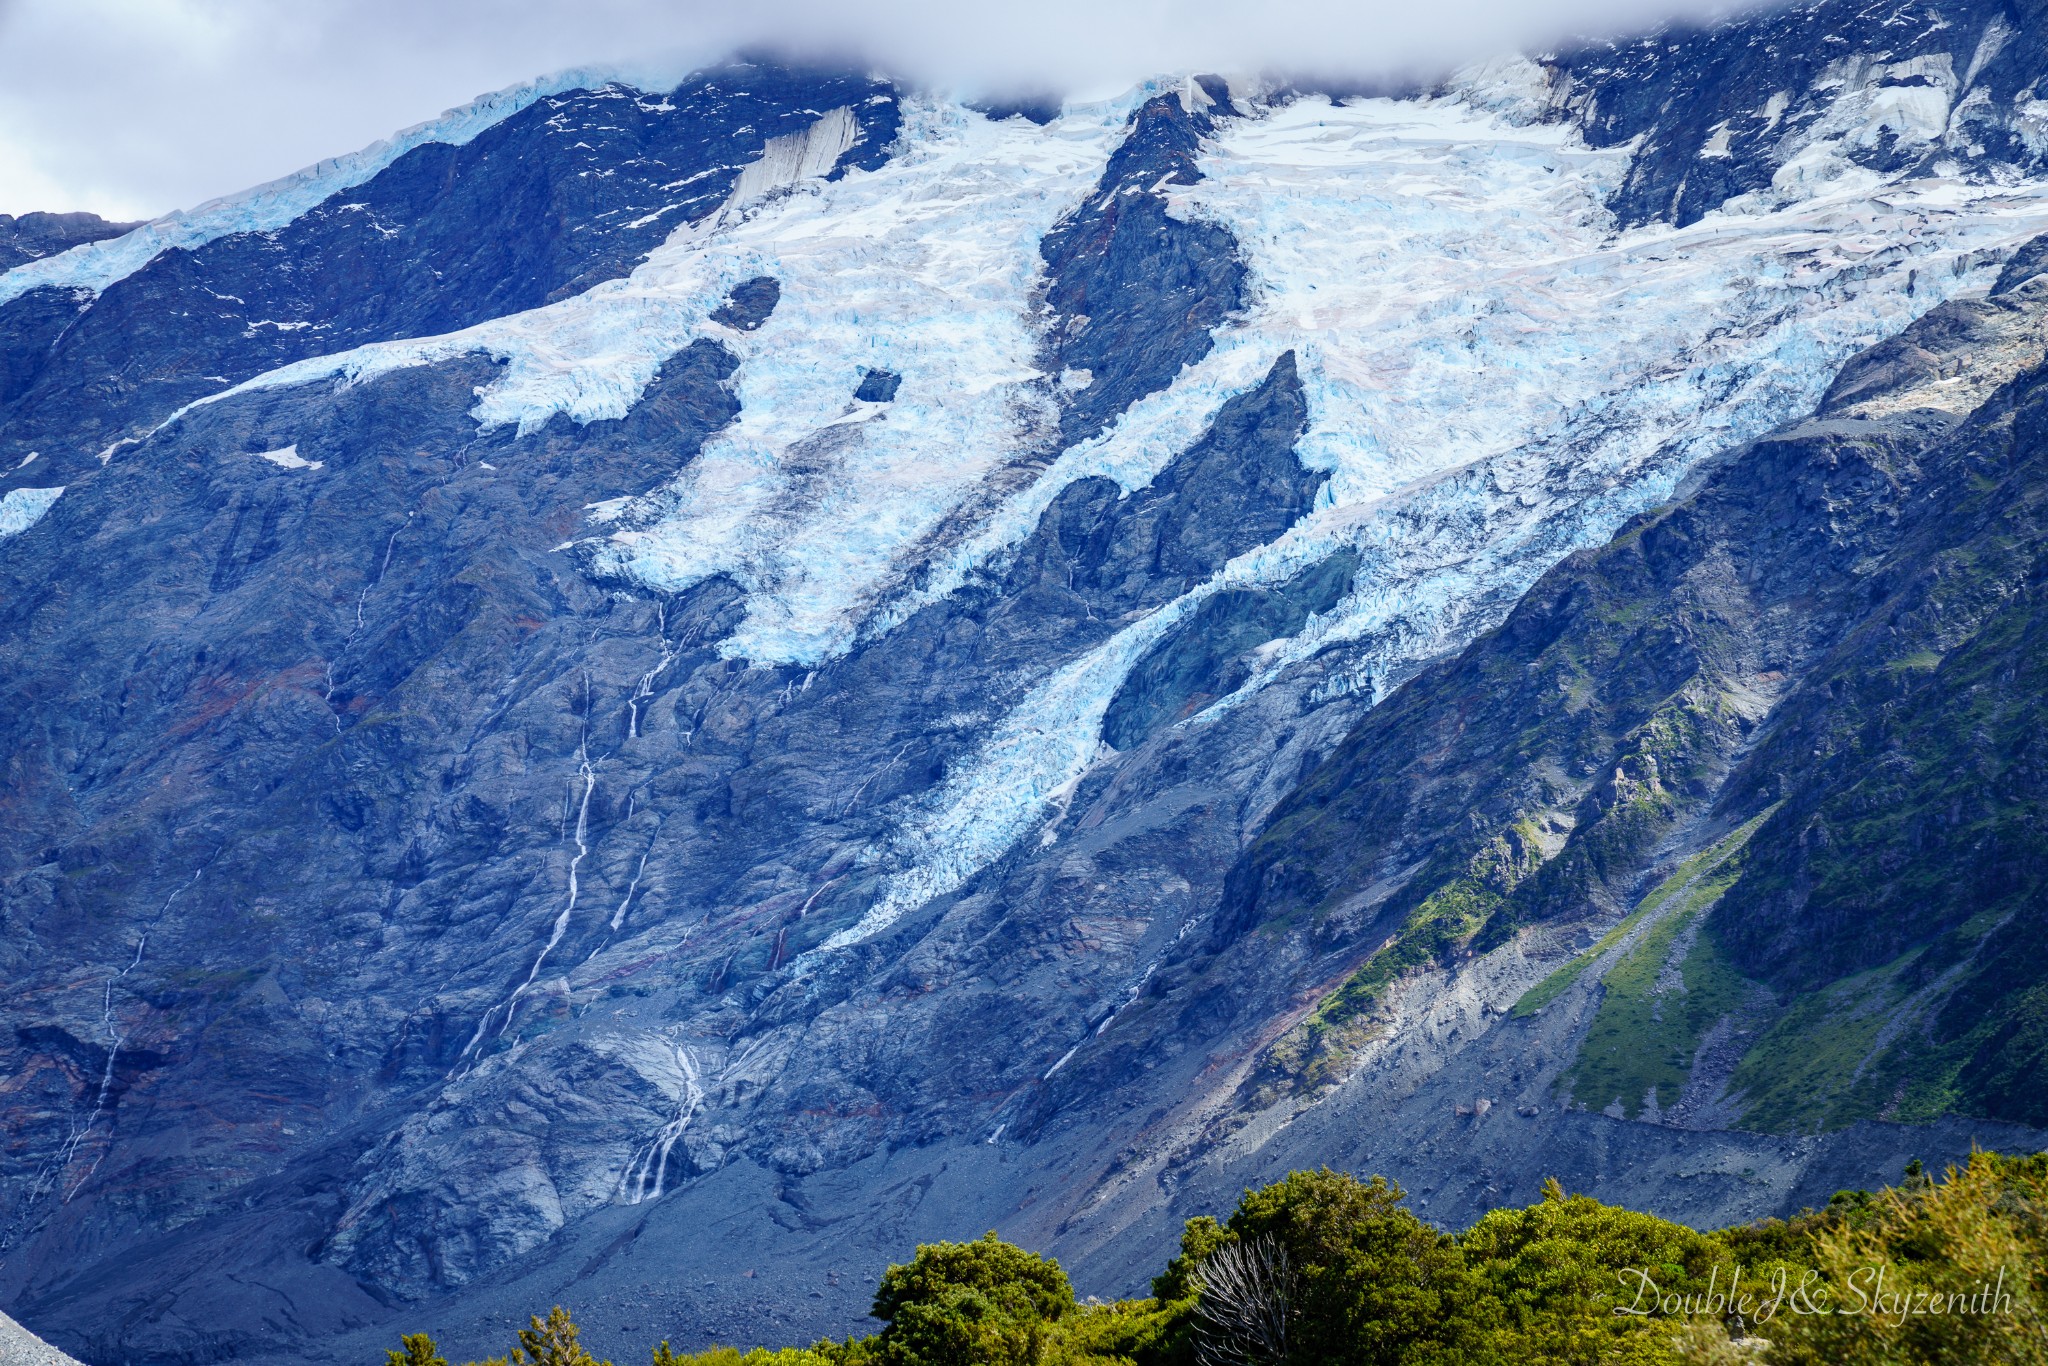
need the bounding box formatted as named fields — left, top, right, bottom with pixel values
left=4, top=4, right=2048, bottom=1361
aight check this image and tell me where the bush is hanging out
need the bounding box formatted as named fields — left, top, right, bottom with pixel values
left=518, top=1307, right=612, bottom=1366
left=378, top=1154, right=2048, bottom=1366
left=1042, top=1298, right=1181, bottom=1366
left=870, top=1231, right=1075, bottom=1366
left=387, top=1334, right=448, bottom=1366
left=652, top=1346, right=846, bottom=1366
left=1218, top=1168, right=1494, bottom=1365
left=380, top=1307, right=611, bottom=1366
left=1735, top=1150, right=2048, bottom=1366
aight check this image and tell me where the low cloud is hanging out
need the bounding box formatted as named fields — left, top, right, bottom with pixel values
left=0, top=0, right=1754, bottom=221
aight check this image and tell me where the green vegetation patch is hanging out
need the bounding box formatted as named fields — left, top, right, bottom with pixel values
left=379, top=1153, right=2048, bottom=1366
left=1514, top=809, right=1772, bottom=1020
left=1884, top=649, right=1944, bottom=674
left=1723, top=932, right=2040, bottom=1135
left=1511, top=845, right=1709, bottom=1020
left=1314, top=878, right=1501, bottom=1036
left=1567, top=870, right=1751, bottom=1118
left=1260, top=822, right=1548, bottom=1096
left=1561, top=812, right=1778, bottom=1118
left=1729, top=955, right=1917, bottom=1133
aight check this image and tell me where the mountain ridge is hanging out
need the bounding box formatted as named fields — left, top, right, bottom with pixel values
left=2, top=6, right=2046, bottom=1361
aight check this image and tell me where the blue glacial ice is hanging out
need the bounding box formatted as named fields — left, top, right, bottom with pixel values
left=108, top=69, right=2048, bottom=952
left=0, top=485, right=64, bottom=539
left=813, top=79, right=2048, bottom=946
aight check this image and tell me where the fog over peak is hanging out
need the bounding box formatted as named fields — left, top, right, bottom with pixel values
left=0, top=0, right=1759, bottom=221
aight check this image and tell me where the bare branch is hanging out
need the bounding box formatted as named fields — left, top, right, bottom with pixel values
left=1191, top=1233, right=1295, bottom=1366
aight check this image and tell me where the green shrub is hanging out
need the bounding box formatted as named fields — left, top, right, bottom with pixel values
left=869, top=1231, right=1075, bottom=1366
left=652, top=1345, right=846, bottom=1366
left=377, top=1155, right=2048, bottom=1366
left=1732, top=1150, right=2048, bottom=1366
left=387, top=1334, right=448, bottom=1366
left=1216, top=1168, right=1496, bottom=1365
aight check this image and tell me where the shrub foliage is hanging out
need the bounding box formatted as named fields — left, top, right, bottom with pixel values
left=383, top=1152, right=2048, bottom=1366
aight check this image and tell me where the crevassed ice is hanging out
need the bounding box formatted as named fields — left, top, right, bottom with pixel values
left=587, top=98, right=1136, bottom=662
left=585, top=96, right=1146, bottom=663
left=0, top=486, right=64, bottom=539
left=0, top=69, right=613, bottom=310
left=823, top=83, right=2048, bottom=948
left=153, top=96, right=1139, bottom=665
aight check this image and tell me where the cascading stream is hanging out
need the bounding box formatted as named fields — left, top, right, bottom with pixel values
left=324, top=509, right=417, bottom=732
left=625, top=602, right=679, bottom=741
left=18, top=866, right=204, bottom=1222
left=61, top=935, right=149, bottom=1202
left=460, top=679, right=600, bottom=1062
left=617, top=1044, right=703, bottom=1204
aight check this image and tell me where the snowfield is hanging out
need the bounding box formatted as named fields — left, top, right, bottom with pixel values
left=105, top=70, right=2048, bottom=950
left=821, top=76, right=2048, bottom=947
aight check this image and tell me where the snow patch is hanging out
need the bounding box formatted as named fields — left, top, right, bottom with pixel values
left=254, top=444, right=323, bottom=471
left=0, top=486, right=64, bottom=538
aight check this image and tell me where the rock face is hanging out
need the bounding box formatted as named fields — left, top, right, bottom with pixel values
left=2, top=10, right=2047, bottom=1364
left=1536, top=0, right=2048, bottom=228
left=0, top=212, right=138, bottom=271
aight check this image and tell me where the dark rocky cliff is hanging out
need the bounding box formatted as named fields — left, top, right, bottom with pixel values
left=0, top=212, right=138, bottom=271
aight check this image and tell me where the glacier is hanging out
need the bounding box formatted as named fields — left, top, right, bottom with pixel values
left=148, top=92, right=1147, bottom=663
left=0, top=486, right=63, bottom=539
left=87, top=69, right=2048, bottom=959
left=812, top=79, right=2048, bottom=947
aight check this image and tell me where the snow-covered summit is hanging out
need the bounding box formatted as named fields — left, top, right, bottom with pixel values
left=0, top=69, right=607, bottom=310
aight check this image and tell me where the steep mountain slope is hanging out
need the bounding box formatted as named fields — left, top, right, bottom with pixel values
left=1538, top=0, right=2048, bottom=228
left=0, top=59, right=897, bottom=485
left=1219, top=249, right=2048, bottom=1131
left=1, top=3, right=2046, bottom=1361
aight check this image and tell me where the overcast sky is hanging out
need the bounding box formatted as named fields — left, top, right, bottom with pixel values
left=0, top=0, right=1746, bottom=222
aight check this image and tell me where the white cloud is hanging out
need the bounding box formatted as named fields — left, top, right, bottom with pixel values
left=0, top=0, right=1753, bottom=221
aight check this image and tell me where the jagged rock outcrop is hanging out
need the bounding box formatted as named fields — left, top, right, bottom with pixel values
left=1535, top=0, right=2048, bottom=227
left=0, top=211, right=137, bottom=271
